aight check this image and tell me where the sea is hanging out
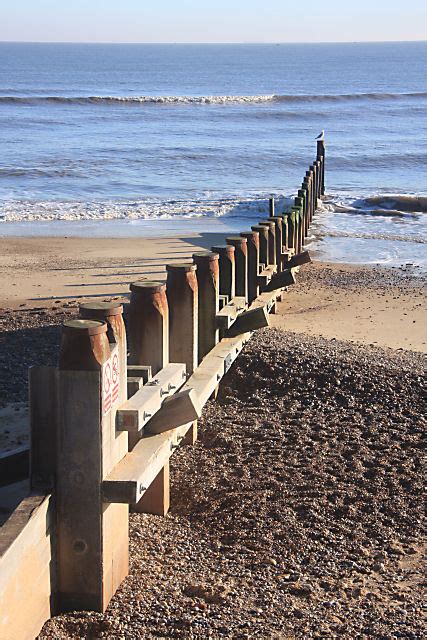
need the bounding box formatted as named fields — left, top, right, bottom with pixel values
left=0, top=41, right=426, bottom=269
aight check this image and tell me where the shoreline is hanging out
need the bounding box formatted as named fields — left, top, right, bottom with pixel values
left=0, top=234, right=425, bottom=351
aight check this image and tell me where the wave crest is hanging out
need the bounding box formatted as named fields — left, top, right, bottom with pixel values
left=1, top=91, right=426, bottom=106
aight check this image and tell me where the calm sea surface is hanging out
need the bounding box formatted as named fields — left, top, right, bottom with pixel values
left=0, top=42, right=426, bottom=267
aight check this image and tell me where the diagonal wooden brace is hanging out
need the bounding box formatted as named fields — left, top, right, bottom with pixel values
left=144, top=388, right=201, bottom=435
left=263, top=268, right=296, bottom=292
left=226, top=306, right=270, bottom=337
left=287, top=250, right=311, bottom=269
left=116, top=363, right=186, bottom=435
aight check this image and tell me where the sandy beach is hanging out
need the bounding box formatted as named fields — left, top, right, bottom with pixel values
left=0, top=235, right=425, bottom=637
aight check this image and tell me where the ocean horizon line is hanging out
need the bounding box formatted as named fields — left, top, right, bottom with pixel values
left=1, top=39, right=426, bottom=45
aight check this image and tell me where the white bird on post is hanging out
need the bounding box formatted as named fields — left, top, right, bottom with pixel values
left=316, top=130, right=325, bottom=140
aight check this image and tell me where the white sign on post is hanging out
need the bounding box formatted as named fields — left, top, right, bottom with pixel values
left=102, top=346, right=120, bottom=416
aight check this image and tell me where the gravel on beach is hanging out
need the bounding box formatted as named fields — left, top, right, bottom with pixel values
left=38, top=329, right=425, bottom=639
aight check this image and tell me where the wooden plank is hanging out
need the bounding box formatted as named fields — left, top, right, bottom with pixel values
left=102, top=429, right=176, bottom=504
left=132, top=461, right=170, bottom=516
left=0, top=494, right=55, bottom=640
left=0, top=447, right=29, bottom=487
left=127, top=364, right=152, bottom=383
left=29, top=365, right=57, bottom=490
left=127, top=376, right=144, bottom=398
left=257, top=264, right=276, bottom=287
left=116, top=363, right=186, bottom=433
left=216, top=296, right=246, bottom=329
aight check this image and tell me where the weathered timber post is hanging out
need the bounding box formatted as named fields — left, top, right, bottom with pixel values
left=240, top=230, right=259, bottom=303
left=268, top=216, right=283, bottom=271
left=269, top=197, right=275, bottom=217
left=128, top=281, right=169, bottom=375
left=305, top=170, right=313, bottom=225
left=288, top=209, right=298, bottom=253
left=192, top=251, right=219, bottom=362
left=211, top=244, right=235, bottom=302
left=251, top=224, right=269, bottom=269
left=317, top=138, right=325, bottom=196
left=298, top=191, right=309, bottom=238
left=296, top=206, right=304, bottom=253
left=315, top=159, right=322, bottom=201
left=258, top=219, right=276, bottom=266
left=166, top=263, right=198, bottom=376
left=283, top=212, right=294, bottom=251
left=295, top=196, right=305, bottom=250
left=279, top=214, right=289, bottom=253
left=302, top=178, right=310, bottom=234
left=226, top=236, right=248, bottom=301
left=57, top=319, right=128, bottom=613
left=79, top=301, right=128, bottom=468
left=127, top=281, right=171, bottom=512
left=311, top=163, right=317, bottom=211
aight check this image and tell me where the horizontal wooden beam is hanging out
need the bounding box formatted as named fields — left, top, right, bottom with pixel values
left=126, top=365, right=152, bottom=384
left=257, top=264, right=276, bottom=287
left=116, top=363, right=186, bottom=434
left=216, top=296, right=246, bottom=329
left=103, top=288, right=282, bottom=505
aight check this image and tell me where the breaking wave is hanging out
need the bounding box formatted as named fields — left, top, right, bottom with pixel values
left=1, top=91, right=426, bottom=106
left=0, top=195, right=281, bottom=223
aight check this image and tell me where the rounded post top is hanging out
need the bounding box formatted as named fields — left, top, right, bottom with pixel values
left=226, top=236, right=247, bottom=245
left=166, top=262, right=197, bottom=272
left=63, top=318, right=107, bottom=336
left=211, top=244, right=235, bottom=254
left=259, top=219, right=275, bottom=227
left=79, top=301, right=123, bottom=320
left=130, top=280, right=166, bottom=294
left=240, top=230, right=258, bottom=238
left=192, top=251, right=219, bottom=262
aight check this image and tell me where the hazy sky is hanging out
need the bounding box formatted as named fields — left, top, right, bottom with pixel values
left=1, top=0, right=426, bottom=43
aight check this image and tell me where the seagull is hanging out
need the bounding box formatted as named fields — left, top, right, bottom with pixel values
left=316, top=130, right=325, bottom=140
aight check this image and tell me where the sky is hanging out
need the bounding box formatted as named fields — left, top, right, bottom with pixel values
left=1, top=0, right=426, bottom=44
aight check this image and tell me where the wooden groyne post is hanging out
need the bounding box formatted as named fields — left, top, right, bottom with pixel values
left=0, top=138, right=326, bottom=639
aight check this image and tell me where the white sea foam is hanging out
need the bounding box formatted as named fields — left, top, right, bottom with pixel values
left=0, top=195, right=277, bottom=223
left=1, top=91, right=426, bottom=106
